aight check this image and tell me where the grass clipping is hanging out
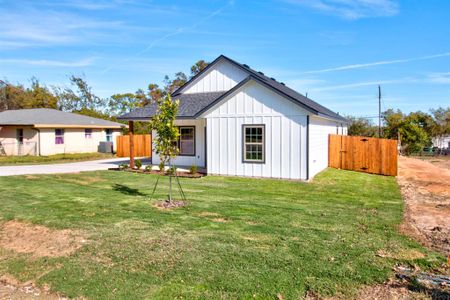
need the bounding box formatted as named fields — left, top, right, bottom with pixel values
left=0, top=221, right=86, bottom=258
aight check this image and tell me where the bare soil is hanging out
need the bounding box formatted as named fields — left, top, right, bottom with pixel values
left=0, top=274, right=67, bottom=300
left=154, top=200, right=188, bottom=209
left=397, top=156, right=450, bottom=255
left=0, top=221, right=86, bottom=258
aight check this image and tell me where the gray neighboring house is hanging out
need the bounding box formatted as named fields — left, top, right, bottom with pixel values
left=120, top=55, right=348, bottom=180
left=0, top=108, right=126, bottom=156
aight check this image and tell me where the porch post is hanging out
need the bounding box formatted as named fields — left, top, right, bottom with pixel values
left=129, top=120, right=135, bottom=169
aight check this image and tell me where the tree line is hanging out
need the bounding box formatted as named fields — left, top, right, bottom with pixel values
left=0, top=60, right=209, bottom=134
left=347, top=107, right=450, bottom=154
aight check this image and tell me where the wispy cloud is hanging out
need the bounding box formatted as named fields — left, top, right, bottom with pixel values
left=0, top=57, right=96, bottom=67
left=281, top=0, right=399, bottom=20
left=303, top=52, right=450, bottom=74
left=101, top=1, right=235, bottom=74
left=427, top=72, right=450, bottom=84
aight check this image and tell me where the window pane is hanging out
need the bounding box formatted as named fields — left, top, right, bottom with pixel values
left=55, top=129, right=64, bottom=144
left=179, top=127, right=194, bottom=155
left=244, top=126, right=264, bottom=162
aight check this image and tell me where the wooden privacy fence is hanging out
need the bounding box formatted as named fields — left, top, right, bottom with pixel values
left=329, top=134, right=398, bottom=176
left=116, top=134, right=151, bottom=157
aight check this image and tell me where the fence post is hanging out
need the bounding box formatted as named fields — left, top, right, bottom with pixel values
left=129, top=121, right=135, bottom=169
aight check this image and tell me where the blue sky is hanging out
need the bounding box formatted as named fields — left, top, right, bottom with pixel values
left=1, top=0, right=449, bottom=118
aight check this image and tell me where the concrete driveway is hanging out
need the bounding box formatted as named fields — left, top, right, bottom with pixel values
left=0, top=158, right=152, bottom=176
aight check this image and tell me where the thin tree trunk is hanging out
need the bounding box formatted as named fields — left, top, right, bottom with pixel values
left=168, top=159, right=172, bottom=202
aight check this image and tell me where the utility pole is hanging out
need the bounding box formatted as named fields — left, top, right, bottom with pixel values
left=378, top=85, right=381, bottom=138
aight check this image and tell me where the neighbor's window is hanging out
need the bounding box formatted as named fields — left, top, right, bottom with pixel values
left=16, top=129, right=24, bottom=144
left=55, top=129, right=64, bottom=145
left=243, top=125, right=265, bottom=163
left=105, top=129, right=112, bottom=142
left=175, top=126, right=195, bottom=156
left=85, top=128, right=92, bottom=139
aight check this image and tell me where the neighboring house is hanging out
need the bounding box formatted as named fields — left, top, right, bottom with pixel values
left=0, top=108, right=125, bottom=156
left=432, top=135, right=450, bottom=149
left=119, top=55, right=348, bottom=180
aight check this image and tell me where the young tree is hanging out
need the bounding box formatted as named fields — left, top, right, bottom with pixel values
left=150, top=94, right=180, bottom=202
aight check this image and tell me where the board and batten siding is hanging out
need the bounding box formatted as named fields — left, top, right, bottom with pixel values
left=184, top=60, right=248, bottom=94
left=152, top=119, right=206, bottom=168
left=308, top=116, right=347, bottom=178
left=203, top=80, right=308, bottom=180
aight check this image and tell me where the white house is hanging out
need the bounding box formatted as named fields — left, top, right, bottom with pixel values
left=119, top=55, right=348, bottom=180
left=0, top=108, right=125, bottom=156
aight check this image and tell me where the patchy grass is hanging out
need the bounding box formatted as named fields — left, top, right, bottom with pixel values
left=0, top=152, right=115, bottom=165
left=0, top=169, right=443, bottom=299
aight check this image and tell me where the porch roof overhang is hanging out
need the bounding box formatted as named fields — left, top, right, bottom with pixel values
left=117, top=91, right=226, bottom=121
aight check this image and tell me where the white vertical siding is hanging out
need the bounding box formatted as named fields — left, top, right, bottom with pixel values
left=308, top=116, right=347, bottom=178
left=204, top=81, right=308, bottom=180
left=184, top=60, right=248, bottom=94
left=152, top=119, right=206, bottom=168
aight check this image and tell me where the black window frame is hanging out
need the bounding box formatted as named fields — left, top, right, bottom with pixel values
left=242, top=124, right=265, bottom=164
left=175, top=126, right=196, bottom=157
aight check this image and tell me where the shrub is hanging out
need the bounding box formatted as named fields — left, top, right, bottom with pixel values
left=135, top=159, right=142, bottom=169
left=189, top=165, right=198, bottom=174
left=159, top=162, right=165, bottom=173
left=119, top=163, right=128, bottom=170
left=145, top=165, right=152, bottom=172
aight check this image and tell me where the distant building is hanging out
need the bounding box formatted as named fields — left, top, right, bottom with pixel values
left=0, top=108, right=125, bottom=156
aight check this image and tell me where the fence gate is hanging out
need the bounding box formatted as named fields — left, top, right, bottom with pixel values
left=116, top=134, right=151, bottom=157
left=328, top=135, right=398, bottom=176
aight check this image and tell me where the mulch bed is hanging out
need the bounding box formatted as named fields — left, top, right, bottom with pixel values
left=154, top=200, right=188, bottom=209
left=109, top=168, right=205, bottom=178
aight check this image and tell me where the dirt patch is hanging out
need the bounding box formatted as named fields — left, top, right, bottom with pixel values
left=0, top=274, right=66, bottom=300
left=56, top=175, right=106, bottom=185
left=211, top=218, right=228, bottom=223
left=0, top=221, right=86, bottom=258
left=397, top=156, right=450, bottom=255
left=196, top=212, right=220, bottom=217
left=154, top=200, right=188, bottom=210
left=353, top=278, right=430, bottom=300
left=110, top=168, right=206, bottom=178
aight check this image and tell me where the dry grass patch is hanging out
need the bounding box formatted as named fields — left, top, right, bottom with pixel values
left=0, top=221, right=86, bottom=258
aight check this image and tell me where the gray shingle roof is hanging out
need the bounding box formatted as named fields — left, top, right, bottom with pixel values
left=118, top=92, right=226, bottom=120
left=0, top=108, right=125, bottom=128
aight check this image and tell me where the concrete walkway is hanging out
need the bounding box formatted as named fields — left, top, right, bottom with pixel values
left=0, top=158, right=152, bottom=176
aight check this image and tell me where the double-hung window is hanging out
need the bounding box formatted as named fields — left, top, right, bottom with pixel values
left=85, top=129, right=92, bottom=139
left=105, top=129, right=112, bottom=142
left=243, top=125, right=265, bottom=163
left=175, top=126, right=195, bottom=156
left=55, top=129, right=64, bottom=145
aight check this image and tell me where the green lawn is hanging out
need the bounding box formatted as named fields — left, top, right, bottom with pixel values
left=0, top=152, right=115, bottom=165
left=0, top=169, right=442, bottom=299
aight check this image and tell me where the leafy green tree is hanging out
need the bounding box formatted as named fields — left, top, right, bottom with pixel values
left=108, top=93, right=141, bottom=116
left=150, top=94, right=180, bottom=201
left=346, top=116, right=377, bottom=137
left=55, top=76, right=105, bottom=112
left=399, top=122, right=429, bottom=155
left=163, top=72, right=188, bottom=94
left=23, top=78, right=58, bottom=109
left=190, top=60, right=209, bottom=77
left=382, top=109, right=404, bottom=139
